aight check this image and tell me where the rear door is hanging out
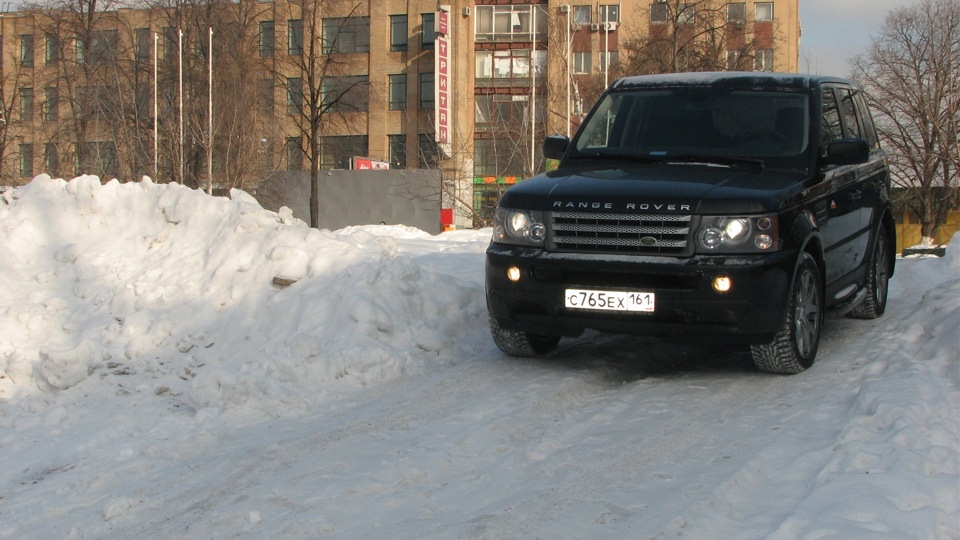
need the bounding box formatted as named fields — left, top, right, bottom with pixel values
left=851, top=89, right=887, bottom=236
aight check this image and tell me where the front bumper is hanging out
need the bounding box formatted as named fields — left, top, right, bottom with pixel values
left=485, top=243, right=797, bottom=344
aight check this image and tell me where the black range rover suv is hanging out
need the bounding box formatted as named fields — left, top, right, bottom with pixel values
left=485, top=73, right=895, bottom=374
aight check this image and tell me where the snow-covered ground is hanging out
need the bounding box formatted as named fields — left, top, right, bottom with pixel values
left=1, top=176, right=957, bottom=539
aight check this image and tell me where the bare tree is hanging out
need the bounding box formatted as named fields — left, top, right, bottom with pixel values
left=273, top=0, right=370, bottom=228
left=0, top=40, right=27, bottom=184
left=851, top=0, right=960, bottom=245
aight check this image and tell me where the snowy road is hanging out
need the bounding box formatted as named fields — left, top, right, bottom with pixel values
left=1, top=178, right=956, bottom=539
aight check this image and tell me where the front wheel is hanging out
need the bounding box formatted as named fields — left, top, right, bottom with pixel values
left=751, top=252, right=823, bottom=374
left=489, top=318, right=560, bottom=357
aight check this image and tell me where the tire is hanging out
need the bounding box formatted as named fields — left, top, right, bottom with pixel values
left=849, top=227, right=890, bottom=319
left=489, top=317, right=560, bottom=357
left=751, top=252, right=823, bottom=374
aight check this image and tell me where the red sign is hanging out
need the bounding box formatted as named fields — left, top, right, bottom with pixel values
left=438, top=10, right=449, bottom=36
left=352, top=157, right=390, bottom=170
left=440, top=208, right=454, bottom=226
left=436, top=36, right=450, bottom=145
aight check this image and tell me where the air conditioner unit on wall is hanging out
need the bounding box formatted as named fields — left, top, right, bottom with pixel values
left=560, top=5, right=570, bottom=13
left=590, top=23, right=600, bottom=31
left=605, top=22, right=617, bottom=31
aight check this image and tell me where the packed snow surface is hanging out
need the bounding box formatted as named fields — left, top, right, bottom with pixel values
left=0, top=176, right=957, bottom=539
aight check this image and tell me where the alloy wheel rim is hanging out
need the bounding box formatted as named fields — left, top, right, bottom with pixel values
left=794, top=269, right=820, bottom=358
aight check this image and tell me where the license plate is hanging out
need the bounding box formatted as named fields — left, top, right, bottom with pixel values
left=564, top=289, right=655, bottom=312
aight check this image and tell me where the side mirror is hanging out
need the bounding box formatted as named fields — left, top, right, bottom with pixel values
left=824, top=138, right=869, bottom=166
left=543, top=135, right=570, bottom=161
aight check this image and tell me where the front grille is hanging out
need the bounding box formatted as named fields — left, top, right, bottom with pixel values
left=549, top=211, right=693, bottom=255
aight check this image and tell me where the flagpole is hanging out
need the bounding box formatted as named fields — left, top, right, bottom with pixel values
left=207, top=27, right=213, bottom=195
left=153, top=32, right=158, bottom=178
left=178, top=28, right=184, bottom=185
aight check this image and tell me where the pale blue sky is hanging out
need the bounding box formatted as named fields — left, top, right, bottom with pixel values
left=799, top=0, right=918, bottom=76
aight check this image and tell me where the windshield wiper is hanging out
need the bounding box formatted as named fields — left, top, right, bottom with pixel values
left=566, top=152, right=667, bottom=164
left=664, top=154, right=765, bottom=170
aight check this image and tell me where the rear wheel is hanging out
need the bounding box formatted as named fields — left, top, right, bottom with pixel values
left=751, top=252, right=823, bottom=374
left=849, top=227, right=890, bottom=319
left=489, top=318, right=560, bottom=357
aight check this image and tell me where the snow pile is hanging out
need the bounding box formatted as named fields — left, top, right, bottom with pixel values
left=0, top=176, right=490, bottom=416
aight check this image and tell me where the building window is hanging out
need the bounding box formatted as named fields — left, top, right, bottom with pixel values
left=19, top=87, right=33, bottom=122
left=475, top=94, right=533, bottom=129
left=81, top=141, right=118, bottom=177
left=678, top=3, right=696, bottom=24
left=388, top=134, right=406, bottom=169
left=321, top=135, right=367, bottom=169
left=422, top=13, right=436, bottom=49
left=726, top=49, right=742, bottom=70
left=20, top=35, right=34, bottom=67
left=474, top=137, right=525, bottom=177
left=573, top=5, right=592, bottom=25
left=321, top=75, right=369, bottom=112
left=89, top=30, right=118, bottom=64
left=475, top=49, right=545, bottom=82
left=755, top=2, right=773, bottom=21
left=599, top=5, right=620, bottom=23
left=418, top=133, right=438, bottom=168
left=573, top=51, right=591, bottom=74
left=419, top=72, right=434, bottom=110
left=162, top=27, right=178, bottom=61
left=285, top=136, right=303, bottom=171
left=259, top=21, right=275, bottom=57
left=390, top=15, right=407, bottom=51
left=474, top=5, right=547, bottom=42
left=44, top=143, right=58, bottom=175
left=45, top=33, right=59, bottom=66
left=389, top=74, right=407, bottom=111
left=650, top=2, right=668, bottom=23
left=286, top=77, right=302, bottom=114
left=259, top=138, right=274, bottom=171
left=288, top=19, right=303, bottom=55
left=19, top=144, right=33, bottom=177
left=323, top=17, right=371, bottom=54
left=755, top=49, right=774, bottom=71
left=259, top=78, right=273, bottom=113
left=600, top=51, right=619, bottom=73
left=135, top=28, right=151, bottom=64
left=727, top=3, right=746, bottom=22
left=43, top=86, right=57, bottom=122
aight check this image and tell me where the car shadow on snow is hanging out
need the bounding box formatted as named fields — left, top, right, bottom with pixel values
left=537, top=331, right=758, bottom=383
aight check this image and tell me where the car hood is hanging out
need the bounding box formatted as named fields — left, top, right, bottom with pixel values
left=498, top=164, right=808, bottom=215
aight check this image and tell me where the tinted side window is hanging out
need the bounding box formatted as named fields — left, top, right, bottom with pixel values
left=837, top=88, right=862, bottom=139
left=820, top=88, right=842, bottom=152
left=853, top=91, right=879, bottom=150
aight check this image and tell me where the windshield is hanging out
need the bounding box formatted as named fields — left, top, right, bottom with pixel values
left=572, top=88, right=810, bottom=168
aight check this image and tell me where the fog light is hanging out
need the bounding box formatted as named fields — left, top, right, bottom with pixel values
left=712, top=275, right=732, bottom=293
left=755, top=234, right=773, bottom=250
left=507, top=266, right=522, bottom=282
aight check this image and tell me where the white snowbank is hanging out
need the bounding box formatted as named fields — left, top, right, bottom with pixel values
left=0, top=175, right=489, bottom=416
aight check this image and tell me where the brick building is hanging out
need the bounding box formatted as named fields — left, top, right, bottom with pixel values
left=0, top=0, right=799, bottom=227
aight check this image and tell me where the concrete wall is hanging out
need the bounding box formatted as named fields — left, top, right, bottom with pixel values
left=256, top=169, right=442, bottom=234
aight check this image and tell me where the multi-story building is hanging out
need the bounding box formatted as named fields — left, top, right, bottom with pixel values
left=0, top=0, right=799, bottom=227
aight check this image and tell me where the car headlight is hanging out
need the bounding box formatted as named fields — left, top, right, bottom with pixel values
left=493, top=208, right=547, bottom=246
left=697, top=215, right=778, bottom=253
